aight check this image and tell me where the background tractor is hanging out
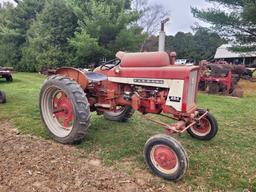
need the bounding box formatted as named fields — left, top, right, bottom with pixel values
left=199, top=60, right=244, bottom=97
left=0, top=66, right=13, bottom=82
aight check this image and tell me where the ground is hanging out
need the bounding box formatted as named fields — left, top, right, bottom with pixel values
left=0, top=73, right=256, bottom=191
left=0, top=122, right=169, bottom=192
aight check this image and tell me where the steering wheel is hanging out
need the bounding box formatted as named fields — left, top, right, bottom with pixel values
left=100, top=59, right=121, bottom=70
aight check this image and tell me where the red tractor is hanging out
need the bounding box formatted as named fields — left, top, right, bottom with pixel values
left=39, top=51, right=218, bottom=181
left=199, top=61, right=243, bottom=97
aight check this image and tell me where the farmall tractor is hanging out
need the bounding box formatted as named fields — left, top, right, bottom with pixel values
left=39, top=20, right=218, bottom=181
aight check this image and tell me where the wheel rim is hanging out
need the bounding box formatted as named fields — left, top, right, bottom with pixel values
left=191, top=117, right=211, bottom=136
left=41, top=87, right=74, bottom=138
left=150, top=145, right=178, bottom=174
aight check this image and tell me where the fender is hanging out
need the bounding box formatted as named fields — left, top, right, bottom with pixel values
left=56, top=67, right=88, bottom=90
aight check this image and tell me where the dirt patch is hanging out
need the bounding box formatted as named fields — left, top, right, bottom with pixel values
left=0, top=122, right=174, bottom=192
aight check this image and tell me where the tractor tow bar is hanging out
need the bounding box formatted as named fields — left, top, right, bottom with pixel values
left=142, top=110, right=209, bottom=135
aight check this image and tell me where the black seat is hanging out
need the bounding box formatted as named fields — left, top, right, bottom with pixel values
left=86, top=72, right=108, bottom=82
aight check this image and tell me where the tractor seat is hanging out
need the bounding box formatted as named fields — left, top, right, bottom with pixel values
left=116, top=51, right=171, bottom=68
left=86, top=72, right=108, bottom=82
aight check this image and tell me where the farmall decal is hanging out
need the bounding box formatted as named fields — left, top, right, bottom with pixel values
left=133, top=79, right=164, bottom=85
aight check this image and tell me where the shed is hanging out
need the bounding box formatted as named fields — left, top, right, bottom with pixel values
left=214, top=44, right=256, bottom=67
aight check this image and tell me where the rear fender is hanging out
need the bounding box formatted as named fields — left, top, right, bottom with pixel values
left=56, top=67, right=89, bottom=89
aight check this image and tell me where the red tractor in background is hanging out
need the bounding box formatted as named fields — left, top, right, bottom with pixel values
left=199, top=60, right=243, bottom=97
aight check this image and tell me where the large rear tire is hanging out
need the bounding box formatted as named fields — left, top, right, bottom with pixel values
left=40, top=75, right=91, bottom=144
left=144, top=134, right=188, bottom=181
left=104, top=106, right=134, bottom=122
left=0, top=91, right=6, bottom=104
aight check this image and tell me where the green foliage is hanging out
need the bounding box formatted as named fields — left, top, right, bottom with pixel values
left=20, top=0, right=78, bottom=71
left=69, top=30, right=102, bottom=67
left=0, top=0, right=45, bottom=68
left=0, top=0, right=146, bottom=71
left=113, top=26, right=147, bottom=52
left=192, top=0, right=256, bottom=51
left=70, top=0, right=145, bottom=67
left=165, top=28, right=226, bottom=62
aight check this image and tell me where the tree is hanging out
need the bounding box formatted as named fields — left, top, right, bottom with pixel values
left=132, top=0, right=169, bottom=35
left=20, top=0, right=78, bottom=71
left=70, top=0, right=146, bottom=67
left=162, top=29, right=225, bottom=62
left=192, top=0, right=256, bottom=51
left=193, top=28, right=226, bottom=60
left=0, top=0, right=45, bottom=68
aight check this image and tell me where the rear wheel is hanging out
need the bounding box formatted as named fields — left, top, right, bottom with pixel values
left=40, top=75, right=91, bottom=144
left=208, top=82, right=220, bottom=94
left=104, top=106, right=134, bottom=122
left=187, top=110, right=218, bottom=140
left=144, top=134, right=188, bottom=181
left=5, top=75, right=13, bottom=82
left=0, top=91, right=6, bottom=104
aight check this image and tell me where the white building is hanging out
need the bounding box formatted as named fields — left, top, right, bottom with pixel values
left=214, top=44, right=256, bottom=67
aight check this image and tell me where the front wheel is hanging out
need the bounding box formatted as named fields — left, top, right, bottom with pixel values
left=40, top=75, right=91, bottom=144
left=144, top=134, right=188, bottom=181
left=187, top=110, right=218, bottom=141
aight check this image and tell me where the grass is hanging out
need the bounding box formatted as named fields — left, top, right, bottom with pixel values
left=0, top=73, right=256, bottom=191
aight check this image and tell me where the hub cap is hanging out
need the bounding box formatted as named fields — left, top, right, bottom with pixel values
left=191, top=117, right=211, bottom=136
left=52, top=91, right=74, bottom=128
left=150, top=145, right=178, bottom=174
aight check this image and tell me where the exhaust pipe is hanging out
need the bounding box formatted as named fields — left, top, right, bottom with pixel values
left=158, top=18, right=170, bottom=52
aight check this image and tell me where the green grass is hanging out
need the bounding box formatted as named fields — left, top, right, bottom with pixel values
left=0, top=73, right=256, bottom=191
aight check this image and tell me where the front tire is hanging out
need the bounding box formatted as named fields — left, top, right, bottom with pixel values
left=187, top=110, right=218, bottom=141
left=104, top=106, right=134, bottom=122
left=144, top=134, right=188, bottom=181
left=40, top=75, right=91, bottom=144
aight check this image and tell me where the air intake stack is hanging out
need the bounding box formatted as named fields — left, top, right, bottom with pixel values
left=158, top=18, right=170, bottom=52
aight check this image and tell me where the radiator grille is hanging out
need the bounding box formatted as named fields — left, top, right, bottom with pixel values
left=186, top=70, right=198, bottom=110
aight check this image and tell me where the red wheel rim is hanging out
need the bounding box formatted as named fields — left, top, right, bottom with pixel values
left=52, top=91, right=74, bottom=129
left=192, top=118, right=211, bottom=135
left=151, top=145, right=178, bottom=173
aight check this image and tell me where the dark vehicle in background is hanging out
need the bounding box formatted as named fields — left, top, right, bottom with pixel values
left=0, top=66, right=13, bottom=82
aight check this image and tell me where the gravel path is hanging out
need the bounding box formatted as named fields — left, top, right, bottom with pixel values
left=0, top=122, right=174, bottom=192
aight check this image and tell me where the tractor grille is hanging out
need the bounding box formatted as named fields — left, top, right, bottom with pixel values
left=186, top=70, right=198, bottom=110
